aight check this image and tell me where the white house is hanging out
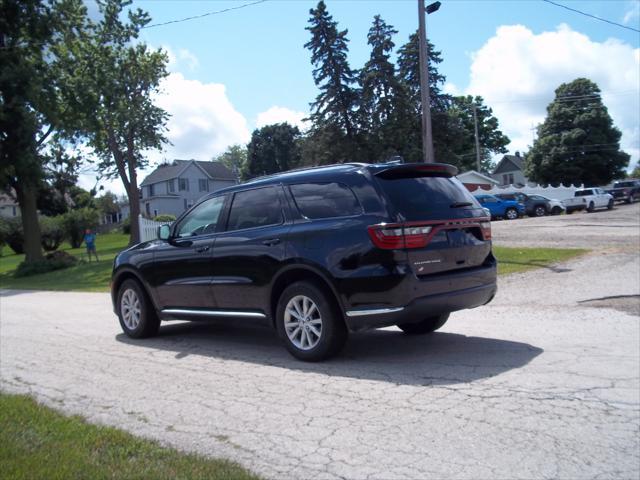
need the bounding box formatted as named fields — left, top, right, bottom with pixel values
left=0, top=192, right=20, bottom=218
left=139, top=159, right=237, bottom=218
left=491, top=152, right=529, bottom=186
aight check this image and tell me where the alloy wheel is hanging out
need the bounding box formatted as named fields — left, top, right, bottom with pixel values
left=284, top=295, right=322, bottom=350
left=120, top=288, right=141, bottom=330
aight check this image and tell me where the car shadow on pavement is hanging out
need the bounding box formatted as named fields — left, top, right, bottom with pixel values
left=500, top=260, right=572, bottom=273
left=116, top=321, right=543, bottom=386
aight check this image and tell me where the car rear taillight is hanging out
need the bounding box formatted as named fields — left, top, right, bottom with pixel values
left=480, top=221, right=492, bottom=240
left=367, top=224, right=433, bottom=249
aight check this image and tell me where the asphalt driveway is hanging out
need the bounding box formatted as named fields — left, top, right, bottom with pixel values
left=1, top=205, right=639, bottom=479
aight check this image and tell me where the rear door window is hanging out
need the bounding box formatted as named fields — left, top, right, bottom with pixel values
left=290, top=182, right=362, bottom=219
left=226, top=187, right=283, bottom=231
left=377, top=176, right=480, bottom=221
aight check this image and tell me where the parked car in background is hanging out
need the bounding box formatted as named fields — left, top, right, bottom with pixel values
left=562, top=188, right=614, bottom=213
left=111, top=162, right=497, bottom=361
left=474, top=194, right=525, bottom=220
left=495, top=192, right=554, bottom=217
left=606, top=180, right=640, bottom=204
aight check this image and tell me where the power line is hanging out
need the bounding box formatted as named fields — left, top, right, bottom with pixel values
left=142, top=0, right=268, bottom=29
left=487, top=90, right=638, bottom=105
left=541, top=0, right=640, bottom=33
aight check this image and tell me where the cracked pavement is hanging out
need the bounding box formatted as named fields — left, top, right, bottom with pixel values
left=1, top=204, right=639, bottom=479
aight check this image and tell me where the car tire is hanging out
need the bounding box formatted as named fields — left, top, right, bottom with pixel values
left=607, top=199, right=614, bottom=210
left=587, top=202, right=595, bottom=213
left=397, top=313, right=450, bottom=335
left=505, top=208, right=519, bottom=220
left=551, top=206, right=563, bottom=215
left=117, top=279, right=160, bottom=339
left=276, top=281, right=347, bottom=362
left=534, top=205, right=546, bottom=217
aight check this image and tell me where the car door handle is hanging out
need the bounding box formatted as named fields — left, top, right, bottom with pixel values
left=195, top=245, right=210, bottom=253
left=262, top=238, right=281, bottom=246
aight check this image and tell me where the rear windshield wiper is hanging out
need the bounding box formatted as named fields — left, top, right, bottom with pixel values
left=450, top=201, right=473, bottom=208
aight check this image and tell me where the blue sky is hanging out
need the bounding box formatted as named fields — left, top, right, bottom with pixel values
left=83, top=0, right=640, bottom=192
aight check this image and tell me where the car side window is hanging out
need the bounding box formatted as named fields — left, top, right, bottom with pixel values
left=175, top=195, right=226, bottom=238
left=289, top=182, right=362, bottom=219
left=226, top=187, right=283, bottom=231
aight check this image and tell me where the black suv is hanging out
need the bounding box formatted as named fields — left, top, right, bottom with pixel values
left=112, top=162, right=497, bottom=361
left=494, top=192, right=550, bottom=217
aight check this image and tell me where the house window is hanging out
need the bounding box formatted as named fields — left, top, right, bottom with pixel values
left=148, top=184, right=155, bottom=196
left=167, top=179, right=175, bottom=193
left=183, top=199, right=188, bottom=210
left=153, top=209, right=158, bottom=217
left=198, top=178, right=209, bottom=192
left=145, top=203, right=150, bottom=216
left=179, top=178, right=189, bottom=191
left=12, top=206, right=17, bottom=216
left=508, top=174, right=514, bottom=184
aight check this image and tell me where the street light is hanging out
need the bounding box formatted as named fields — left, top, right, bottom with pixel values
left=418, top=0, right=441, bottom=163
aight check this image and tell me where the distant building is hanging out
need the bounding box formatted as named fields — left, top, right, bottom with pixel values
left=139, top=159, right=237, bottom=218
left=457, top=170, right=500, bottom=192
left=492, top=152, right=529, bottom=186
left=0, top=192, right=19, bottom=218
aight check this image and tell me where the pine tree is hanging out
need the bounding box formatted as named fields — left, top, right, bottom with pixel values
left=304, top=1, right=360, bottom=163
left=525, top=78, right=629, bottom=186
left=358, top=15, right=404, bottom=162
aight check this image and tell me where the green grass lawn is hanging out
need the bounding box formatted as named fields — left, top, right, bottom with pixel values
left=0, top=392, right=259, bottom=480
left=0, top=233, right=587, bottom=292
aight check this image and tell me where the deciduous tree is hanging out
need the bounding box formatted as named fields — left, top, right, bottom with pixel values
left=245, top=123, right=302, bottom=178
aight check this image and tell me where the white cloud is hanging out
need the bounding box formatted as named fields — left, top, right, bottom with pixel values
left=623, top=1, right=639, bottom=25
left=164, top=46, right=199, bottom=72
left=255, top=106, right=310, bottom=131
left=443, top=82, right=460, bottom=96
left=465, top=24, right=640, bottom=168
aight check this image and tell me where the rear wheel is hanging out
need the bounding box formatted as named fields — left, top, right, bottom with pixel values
left=534, top=205, right=546, bottom=217
left=276, top=281, right=347, bottom=361
left=505, top=208, right=519, bottom=220
left=117, top=279, right=160, bottom=338
left=398, top=314, right=449, bottom=335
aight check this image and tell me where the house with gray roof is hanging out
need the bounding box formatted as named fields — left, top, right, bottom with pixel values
left=491, top=152, right=529, bottom=186
left=140, top=159, right=237, bottom=218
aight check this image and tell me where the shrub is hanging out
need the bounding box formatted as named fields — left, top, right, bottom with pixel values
left=153, top=214, right=176, bottom=223
left=14, top=251, right=77, bottom=277
left=0, top=218, right=8, bottom=256
left=61, top=208, right=99, bottom=248
left=122, top=216, right=131, bottom=234
left=4, top=217, right=24, bottom=254
left=40, top=216, right=65, bottom=252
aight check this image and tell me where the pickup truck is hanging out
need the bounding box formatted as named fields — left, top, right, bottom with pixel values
left=562, top=188, right=614, bottom=214
left=606, top=179, right=640, bottom=204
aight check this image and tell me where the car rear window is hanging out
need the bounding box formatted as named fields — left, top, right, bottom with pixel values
left=614, top=181, right=635, bottom=188
left=376, top=176, right=480, bottom=221
left=289, top=182, right=362, bottom=219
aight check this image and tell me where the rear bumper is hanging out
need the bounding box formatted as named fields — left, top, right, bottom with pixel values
left=344, top=266, right=497, bottom=332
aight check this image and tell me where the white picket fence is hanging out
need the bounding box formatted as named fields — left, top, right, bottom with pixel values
left=481, top=183, right=585, bottom=201
left=138, top=215, right=169, bottom=243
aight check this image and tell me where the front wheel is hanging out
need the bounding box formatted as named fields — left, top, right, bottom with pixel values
left=587, top=202, right=595, bottom=213
left=276, top=281, right=347, bottom=361
left=398, top=314, right=449, bottom=335
left=551, top=206, right=563, bottom=215
left=505, top=208, right=519, bottom=220
left=607, top=199, right=614, bottom=210
left=117, top=279, right=160, bottom=338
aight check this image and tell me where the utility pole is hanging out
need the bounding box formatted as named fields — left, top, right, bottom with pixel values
left=472, top=103, right=481, bottom=172
left=417, top=1, right=440, bottom=163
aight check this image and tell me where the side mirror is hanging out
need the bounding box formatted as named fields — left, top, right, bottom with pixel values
left=157, top=224, right=171, bottom=240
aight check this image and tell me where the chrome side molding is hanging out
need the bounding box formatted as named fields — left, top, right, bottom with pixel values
left=161, top=308, right=266, bottom=319
left=345, top=307, right=404, bottom=317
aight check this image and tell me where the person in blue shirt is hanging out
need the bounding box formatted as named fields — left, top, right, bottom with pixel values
left=84, top=229, right=99, bottom=262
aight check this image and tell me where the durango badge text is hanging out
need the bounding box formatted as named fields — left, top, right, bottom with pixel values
left=111, top=162, right=498, bottom=361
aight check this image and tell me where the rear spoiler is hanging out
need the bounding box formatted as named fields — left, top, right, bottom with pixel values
left=373, top=163, right=459, bottom=179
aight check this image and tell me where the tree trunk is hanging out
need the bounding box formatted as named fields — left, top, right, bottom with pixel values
left=14, top=183, right=44, bottom=263
left=127, top=168, right=141, bottom=246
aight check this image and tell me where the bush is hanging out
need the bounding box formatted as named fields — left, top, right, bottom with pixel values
left=153, top=214, right=176, bottom=223
left=4, top=217, right=24, bottom=254
left=61, top=208, right=99, bottom=248
left=40, top=216, right=65, bottom=252
left=121, top=216, right=131, bottom=234
left=14, top=251, right=77, bottom=278
left=0, top=218, right=9, bottom=256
